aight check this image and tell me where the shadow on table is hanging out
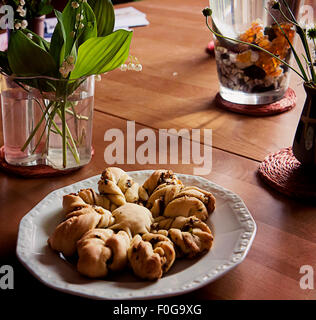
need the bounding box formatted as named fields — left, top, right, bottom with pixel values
left=35, top=242, right=203, bottom=289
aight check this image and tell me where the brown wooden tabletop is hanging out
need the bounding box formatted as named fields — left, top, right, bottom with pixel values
left=95, top=0, right=311, bottom=162
left=1, top=0, right=316, bottom=302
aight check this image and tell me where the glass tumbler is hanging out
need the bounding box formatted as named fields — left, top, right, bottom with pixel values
left=209, top=0, right=301, bottom=105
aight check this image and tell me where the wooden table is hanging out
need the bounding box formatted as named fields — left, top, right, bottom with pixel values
left=1, top=0, right=316, bottom=302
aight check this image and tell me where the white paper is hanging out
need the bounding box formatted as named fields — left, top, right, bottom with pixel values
left=44, top=7, right=149, bottom=39
left=114, top=7, right=149, bottom=30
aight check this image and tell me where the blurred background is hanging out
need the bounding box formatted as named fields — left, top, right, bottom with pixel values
left=51, top=0, right=136, bottom=12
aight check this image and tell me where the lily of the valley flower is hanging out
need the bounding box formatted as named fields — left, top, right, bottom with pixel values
left=71, top=1, right=80, bottom=9
left=21, top=20, right=28, bottom=29
left=120, top=55, right=143, bottom=72
left=59, top=56, right=75, bottom=78
left=134, top=64, right=142, bottom=72
left=120, top=64, right=128, bottom=71
left=76, top=13, right=84, bottom=21
left=14, top=22, right=21, bottom=30
left=120, top=63, right=142, bottom=72
left=127, top=62, right=135, bottom=70
left=16, top=5, right=26, bottom=17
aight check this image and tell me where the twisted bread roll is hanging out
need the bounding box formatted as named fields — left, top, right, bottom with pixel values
left=146, top=184, right=183, bottom=217
left=152, top=216, right=213, bottom=258
left=77, top=188, right=115, bottom=211
left=128, top=233, right=175, bottom=280
left=177, top=186, right=216, bottom=214
left=152, top=215, right=211, bottom=232
left=62, top=193, right=88, bottom=214
left=138, top=170, right=182, bottom=202
left=77, top=229, right=130, bottom=278
left=110, top=203, right=153, bottom=239
left=98, top=167, right=139, bottom=206
left=145, top=183, right=215, bottom=221
left=48, top=194, right=114, bottom=257
left=163, top=186, right=216, bottom=221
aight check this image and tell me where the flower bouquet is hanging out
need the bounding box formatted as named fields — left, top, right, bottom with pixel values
left=0, top=0, right=133, bottom=170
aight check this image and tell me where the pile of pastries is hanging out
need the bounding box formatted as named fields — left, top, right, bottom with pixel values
left=48, top=168, right=216, bottom=280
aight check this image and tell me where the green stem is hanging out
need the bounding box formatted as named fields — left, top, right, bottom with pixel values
left=298, top=28, right=316, bottom=82
left=267, top=9, right=309, bottom=82
left=21, top=100, right=51, bottom=152
left=66, top=108, right=89, bottom=120
left=47, top=108, right=79, bottom=162
left=278, top=5, right=299, bottom=27
left=70, top=101, right=79, bottom=141
left=31, top=116, right=50, bottom=154
left=61, top=100, right=67, bottom=168
left=56, top=108, right=80, bottom=164
left=43, top=102, right=59, bottom=156
left=280, top=0, right=316, bottom=81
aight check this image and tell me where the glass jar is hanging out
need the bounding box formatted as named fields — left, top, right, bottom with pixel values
left=0, top=74, right=95, bottom=170
left=209, top=0, right=301, bottom=105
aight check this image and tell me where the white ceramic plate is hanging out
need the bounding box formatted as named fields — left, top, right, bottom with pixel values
left=16, top=170, right=256, bottom=300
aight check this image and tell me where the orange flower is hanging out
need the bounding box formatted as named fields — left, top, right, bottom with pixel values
left=238, top=22, right=294, bottom=77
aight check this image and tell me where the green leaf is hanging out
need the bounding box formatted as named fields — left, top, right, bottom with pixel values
left=49, top=10, right=66, bottom=70
left=88, top=0, right=115, bottom=37
left=77, top=2, right=98, bottom=46
left=8, top=31, right=56, bottom=77
left=70, top=30, right=133, bottom=79
left=58, top=2, right=77, bottom=59
left=57, top=1, right=97, bottom=61
left=20, top=28, right=50, bottom=52
left=38, top=4, right=54, bottom=16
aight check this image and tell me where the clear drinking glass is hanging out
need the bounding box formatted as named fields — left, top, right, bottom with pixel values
left=209, top=0, right=301, bottom=105
left=1, top=74, right=95, bottom=170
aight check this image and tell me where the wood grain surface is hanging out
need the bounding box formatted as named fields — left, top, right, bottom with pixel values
left=1, top=111, right=316, bottom=301
left=95, top=0, right=310, bottom=162
left=0, top=0, right=315, bottom=302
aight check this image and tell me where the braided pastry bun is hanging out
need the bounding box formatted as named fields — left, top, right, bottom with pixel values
left=146, top=184, right=183, bottom=218
left=163, top=186, right=216, bottom=221
left=110, top=203, right=153, bottom=239
left=178, top=186, right=216, bottom=214
left=152, top=216, right=213, bottom=258
left=62, top=193, right=88, bottom=214
left=48, top=195, right=114, bottom=257
left=139, top=169, right=182, bottom=202
left=98, top=167, right=139, bottom=207
left=77, top=188, right=116, bottom=211
left=77, top=229, right=130, bottom=278
left=127, top=233, right=176, bottom=280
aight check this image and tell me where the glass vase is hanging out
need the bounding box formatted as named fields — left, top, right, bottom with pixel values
left=0, top=74, right=95, bottom=170
left=209, top=0, right=301, bottom=105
